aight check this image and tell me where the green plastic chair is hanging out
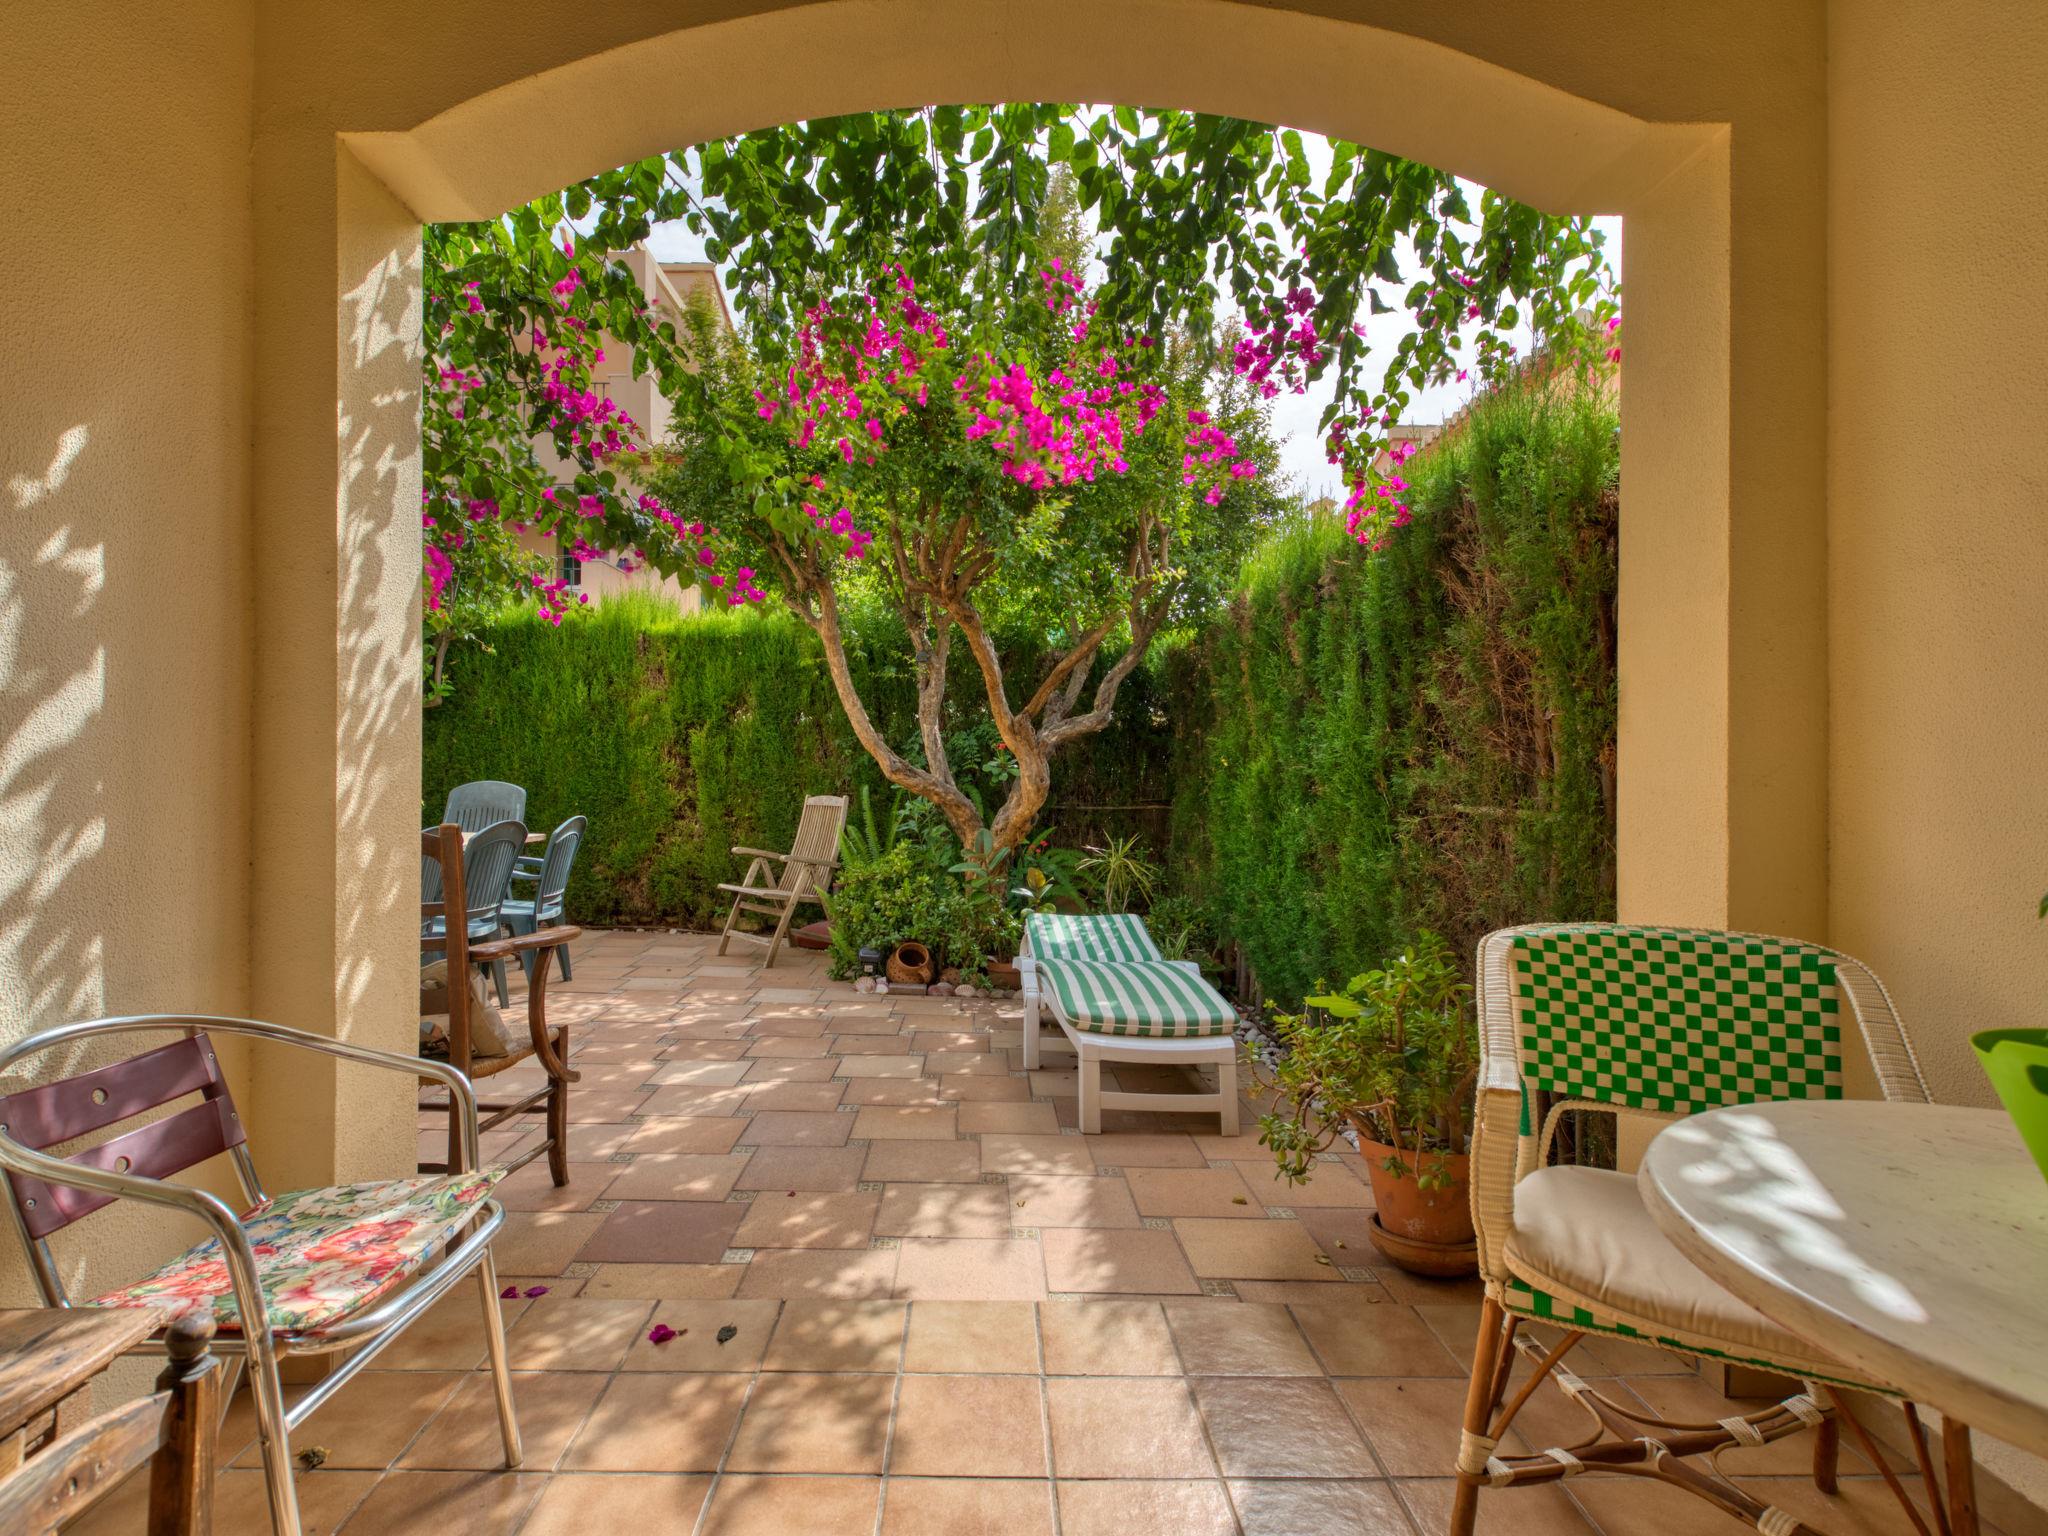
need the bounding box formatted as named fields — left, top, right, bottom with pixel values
left=423, top=783, right=528, bottom=905
left=422, top=819, right=526, bottom=1005
left=503, top=815, right=586, bottom=983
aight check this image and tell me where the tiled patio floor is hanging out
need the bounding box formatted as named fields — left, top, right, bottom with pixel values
left=73, top=928, right=1980, bottom=1533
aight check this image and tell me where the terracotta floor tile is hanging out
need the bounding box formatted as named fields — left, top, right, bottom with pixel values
left=737, top=1079, right=848, bottom=1113
left=519, top=1472, right=715, bottom=1534
left=1229, top=1159, right=1374, bottom=1207
left=1229, top=1478, right=1418, bottom=1535
left=655, top=1036, right=753, bottom=1060
left=980, top=1134, right=1095, bottom=1177
left=492, top=1211, right=607, bottom=1274
left=725, top=1371, right=895, bottom=1472
left=599, top=1152, right=750, bottom=1201
left=938, top=1073, right=1033, bottom=1101
left=698, top=1474, right=882, bottom=1535
left=399, top=1368, right=607, bottom=1470
left=1192, top=1376, right=1378, bottom=1478
left=638, top=1083, right=750, bottom=1116
left=1039, top=1299, right=1181, bottom=1375
left=505, top=1296, right=655, bottom=1371
left=893, top=1237, right=1049, bottom=1300
left=1166, top=1299, right=1323, bottom=1375
left=957, top=1100, right=1061, bottom=1135
left=1174, top=1217, right=1347, bottom=1282
left=333, top=1469, right=546, bottom=1534
left=1045, top=1377, right=1217, bottom=1479
left=1368, top=1265, right=1487, bottom=1306
left=841, top=1076, right=948, bottom=1106
left=834, top=1055, right=928, bottom=1079
left=1056, top=1479, right=1238, bottom=1536
left=374, top=1291, right=532, bottom=1371
left=1085, top=1131, right=1208, bottom=1168
left=908, top=1029, right=986, bottom=1052
left=1236, top=1279, right=1394, bottom=1304
left=491, top=1160, right=604, bottom=1213
left=747, top=1012, right=831, bottom=1037
left=619, top=1115, right=748, bottom=1156
left=734, top=1188, right=882, bottom=1248
left=924, top=1051, right=1010, bottom=1076
left=732, top=1144, right=867, bottom=1192
left=568, top=1088, right=655, bottom=1121
left=863, top=1138, right=982, bottom=1183
left=576, top=1199, right=746, bottom=1265
left=650, top=1058, right=755, bottom=1085
left=1003, top=1173, right=1142, bottom=1229
left=762, top=1298, right=908, bottom=1370
left=561, top=1372, right=752, bottom=1471
left=880, top=1476, right=1055, bottom=1536
left=1337, top=1377, right=1517, bottom=1477
left=738, top=1056, right=842, bottom=1083
left=1292, top=1301, right=1464, bottom=1376
left=1127, top=1165, right=1267, bottom=1219
left=902, top=1300, right=1041, bottom=1373
left=744, top=1034, right=834, bottom=1057
left=875, top=1181, right=1013, bottom=1239
left=891, top=1373, right=1047, bottom=1476
left=830, top=1033, right=916, bottom=1055
left=617, top=1297, right=782, bottom=1370
left=579, top=1262, right=743, bottom=1300
left=1040, top=1227, right=1201, bottom=1295
left=735, top=1247, right=901, bottom=1301
left=851, top=1105, right=959, bottom=1139
left=1295, top=1207, right=1380, bottom=1264
left=250, top=1370, right=460, bottom=1470
left=1394, top=1477, right=1596, bottom=1535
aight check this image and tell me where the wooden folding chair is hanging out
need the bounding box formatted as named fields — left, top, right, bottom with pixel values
left=715, top=794, right=848, bottom=968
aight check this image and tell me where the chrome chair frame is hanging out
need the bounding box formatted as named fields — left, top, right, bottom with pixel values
left=0, top=1015, right=522, bottom=1536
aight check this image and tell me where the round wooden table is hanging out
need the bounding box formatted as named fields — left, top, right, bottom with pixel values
left=1640, top=1101, right=2048, bottom=1536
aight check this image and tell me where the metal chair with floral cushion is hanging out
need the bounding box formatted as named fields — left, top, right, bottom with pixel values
left=0, top=1016, right=523, bottom=1536
left=1450, top=923, right=1936, bottom=1536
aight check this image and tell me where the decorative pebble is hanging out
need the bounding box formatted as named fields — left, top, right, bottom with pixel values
left=853, top=975, right=876, bottom=993
left=954, top=985, right=978, bottom=999
left=929, top=982, right=954, bottom=996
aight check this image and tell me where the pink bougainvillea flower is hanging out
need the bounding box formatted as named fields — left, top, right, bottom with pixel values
left=522, top=1285, right=549, bottom=1298
left=647, top=1324, right=678, bottom=1345
left=499, top=1286, right=518, bottom=1300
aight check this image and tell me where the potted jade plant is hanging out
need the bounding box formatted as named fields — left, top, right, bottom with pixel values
left=1252, top=932, right=1479, bottom=1275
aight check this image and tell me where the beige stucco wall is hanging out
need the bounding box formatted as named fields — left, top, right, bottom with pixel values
left=1828, top=0, right=2048, bottom=1107
left=0, top=0, right=258, bottom=1310
left=0, top=0, right=2039, bottom=1362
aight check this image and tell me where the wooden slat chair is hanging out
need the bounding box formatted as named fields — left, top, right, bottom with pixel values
left=716, top=794, right=848, bottom=968
left=0, top=1012, right=524, bottom=1536
left=502, top=814, right=586, bottom=984
left=0, top=1310, right=218, bottom=1535
left=1451, top=923, right=1936, bottom=1536
left=422, top=818, right=525, bottom=1006
left=421, top=822, right=581, bottom=1187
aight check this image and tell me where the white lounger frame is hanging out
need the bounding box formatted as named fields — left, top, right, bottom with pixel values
left=1016, top=947, right=1239, bottom=1136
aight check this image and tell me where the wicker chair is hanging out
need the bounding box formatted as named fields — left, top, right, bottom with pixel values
left=1451, top=924, right=1934, bottom=1536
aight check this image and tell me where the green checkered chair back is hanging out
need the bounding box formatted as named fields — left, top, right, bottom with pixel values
left=1507, top=925, right=1845, bottom=1115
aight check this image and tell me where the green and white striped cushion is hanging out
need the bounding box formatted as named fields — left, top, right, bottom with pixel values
left=1024, top=912, right=1163, bottom=962
left=1036, top=957, right=1236, bottom=1038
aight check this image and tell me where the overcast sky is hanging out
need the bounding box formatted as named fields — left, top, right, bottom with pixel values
left=643, top=127, right=1621, bottom=503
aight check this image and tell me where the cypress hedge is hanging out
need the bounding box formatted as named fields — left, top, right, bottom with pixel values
left=424, top=374, right=1617, bottom=996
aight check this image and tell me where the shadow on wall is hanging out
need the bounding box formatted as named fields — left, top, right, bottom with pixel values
left=0, top=426, right=107, bottom=1035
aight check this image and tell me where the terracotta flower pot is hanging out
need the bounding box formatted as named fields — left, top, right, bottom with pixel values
left=986, top=959, right=1021, bottom=989
left=886, top=942, right=935, bottom=985
left=1355, top=1135, right=1477, bottom=1275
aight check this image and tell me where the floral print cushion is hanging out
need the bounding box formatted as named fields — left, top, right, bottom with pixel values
left=88, top=1169, right=503, bottom=1334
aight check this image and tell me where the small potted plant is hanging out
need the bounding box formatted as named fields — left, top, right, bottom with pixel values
left=1252, top=932, right=1478, bottom=1275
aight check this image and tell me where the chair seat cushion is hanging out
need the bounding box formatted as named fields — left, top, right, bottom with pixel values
left=1503, top=1165, right=1867, bottom=1382
left=1037, top=957, right=1236, bottom=1038
left=1025, top=912, right=1162, bottom=962
left=87, top=1169, right=502, bottom=1335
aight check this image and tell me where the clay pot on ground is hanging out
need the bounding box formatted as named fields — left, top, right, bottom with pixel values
left=987, top=959, right=1022, bottom=989
left=1355, top=1135, right=1478, bottom=1276
left=886, top=942, right=935, bottom=985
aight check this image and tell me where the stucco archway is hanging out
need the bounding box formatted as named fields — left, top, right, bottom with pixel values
left=298, top=0, right=1768, bottom=1186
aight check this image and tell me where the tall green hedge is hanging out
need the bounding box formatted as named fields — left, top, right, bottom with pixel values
left=424, top=377, right=1617, bottom=994
left=1166, top=376, right=1618, bottom=1001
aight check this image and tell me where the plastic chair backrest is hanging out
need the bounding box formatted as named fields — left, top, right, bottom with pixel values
left=443, top=781, right=526, bottom=834
left=0, top=1035, right=244, bottom=1240
left=783, top=796, right=849, bottom=892
left=460, top=820, right=526, bottom=926
left=534, top=815, right=587, bottom=916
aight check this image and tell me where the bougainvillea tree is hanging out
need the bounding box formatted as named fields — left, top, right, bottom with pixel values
left=424, top=104, right=1615, bottom=727
left=651, top=245, right=1282, bottom=852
